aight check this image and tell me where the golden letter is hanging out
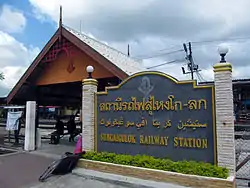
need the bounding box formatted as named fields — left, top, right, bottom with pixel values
left=187, top=100, right=197, bottom=110
left=150, top=96, right=157, bottom=111
left=164, top=95, right=175, bottom=110
left=183, top=138, right=189, bottom=147
left=187, top=138, right=193, bottom=147
left=140, top=135, right=144, bottom=144
left=131, top=135, right=136, bottom=143
left=122, top=102, right=128, bottom=111
left=99, top=103, right=105, bottom=111
left=202, top=139, right=208, bottom=148
left=153, top=119, right=160, bottom=128
left=100, top=118, right=105, bottom=125
left=106, top=134, right=112, bottom=141
left=198, top=99, right=207, bottom=110
left=105, top=103, right=112, bottom=111
left=164, top=120, right=171, bottom=128
left=113, top=102, right=119, bottom=111
left=179, top=137, right=184, bottom=147
left=136, top=98, right=146, bottom=111
left=115, top=97, right=123, bottom=111
left=174, top=137, right=178, bottom=147
left=144, top=136, right=149, bottom=144
left=155, top=100, right=164, bottom=111
left=196, top=139, right=202, bottom=148
left=160, top=137, right=165, bottom=145
left=100, top=133, right=105, bottom=141
left=164, top=137, right=169, bottom=145
left=145, top=99, right=153, bottom=115
left=123, top=135, right=128, bottom=142
left=154, top=136, right=160, bottom=144
left=175, top=101, right=183, bottom=110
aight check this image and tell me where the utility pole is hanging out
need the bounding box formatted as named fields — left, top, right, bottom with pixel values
left=181, top=42, right=200, bottom=80
left=80, top=20, right=82, bottom=33
left=59, top=5, right=62, bottom=43
left=127, top=44, right=130, bottom=57
left=188, top=42, right=194, bottom=80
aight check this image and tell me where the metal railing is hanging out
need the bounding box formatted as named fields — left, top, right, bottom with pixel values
left=235, top=125, right=250, bottom=187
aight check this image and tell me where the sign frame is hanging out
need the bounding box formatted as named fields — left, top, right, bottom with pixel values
left=94, top=71, right=217, bottom=164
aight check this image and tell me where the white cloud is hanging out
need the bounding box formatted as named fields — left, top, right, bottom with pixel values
left=0, top=31, right=40, bottom=96
left=29, top=0, right=250, bottom=81
left=0, top=66, right=27, bottom=89
left=0, top=5, right=26, bottom=33
left=0, top=5, right=39, bottom=96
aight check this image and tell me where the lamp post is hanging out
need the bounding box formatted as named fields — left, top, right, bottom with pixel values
left=218, top=43, right=229, bottom=63
left=86, top=65, right=94, bottom=78
left=214, top=43, right=235, bottom=175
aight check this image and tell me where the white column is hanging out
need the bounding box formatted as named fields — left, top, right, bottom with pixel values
left=82, top=78, right=98, bottom=151
left=214, top=62, right=235, bottom=175
left=24, top=101, right=36, bottom=151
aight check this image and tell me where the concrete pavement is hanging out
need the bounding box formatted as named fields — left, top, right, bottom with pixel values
left=28, top=174, right=131, bottom=188
left=0, top=149, right=189, bottom=188
left=28, top=169, right=189, bottom=188
left=0, top=152, right=54, bottom=188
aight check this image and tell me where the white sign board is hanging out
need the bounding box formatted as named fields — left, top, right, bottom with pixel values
left=48, top=108, right=55, bottom=112
left=6, top=111, right=22, bottom=131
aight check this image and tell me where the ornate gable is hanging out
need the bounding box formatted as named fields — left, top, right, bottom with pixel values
left=41, top=37, right=79, bottom=73
left=42, top=37, right=79, bottom=62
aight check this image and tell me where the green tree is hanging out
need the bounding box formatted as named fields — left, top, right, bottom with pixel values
left=0, top=72, right=4, bottom=80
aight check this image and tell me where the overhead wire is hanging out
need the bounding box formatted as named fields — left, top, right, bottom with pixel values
left=134, top=36, right=250, bottom=60
left=131, top=35, right=250, bottom=78
left=195, top=72, right=200, bottom=82
left=131, top=36, right=250, bottom=61
left=197, top=72, right=207, bottom=82
left=146, top=59, right=185, bottom=69
left=132, top=44, right=182, bottom=58
left=135, top=49, right=184, bottom=60
left=191, top=36, right=250, bottom=45
left=186, top=37, right=250, bottom=81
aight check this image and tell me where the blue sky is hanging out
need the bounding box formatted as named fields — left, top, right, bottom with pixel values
left=0, top=0, right=60, bottom=96
left=1, top=0, right=55, bottom=48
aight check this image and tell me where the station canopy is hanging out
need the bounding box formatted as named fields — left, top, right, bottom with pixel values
left=6, top=24, right=146, bottom=107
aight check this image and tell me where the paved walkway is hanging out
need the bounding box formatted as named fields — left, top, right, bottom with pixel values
left=29, top=169, right=189, bottom=188
left=29, top=174, right=130, bottom=188
left=0, top=152, right=54, bottom=188
left=0, top=149, right=189, bottom=188
left=1, top=126, right=248, bottom=187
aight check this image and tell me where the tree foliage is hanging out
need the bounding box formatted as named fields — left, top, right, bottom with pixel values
left=0, top=72, right=4, bottom=80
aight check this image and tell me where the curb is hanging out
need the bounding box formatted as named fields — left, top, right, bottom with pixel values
left=72, top=168, right=189, bottom=188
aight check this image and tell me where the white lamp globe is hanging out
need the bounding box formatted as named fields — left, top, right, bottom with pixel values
left=86, top=65, right=94, bottom=73
left=218, top=43, right=229, bottom=55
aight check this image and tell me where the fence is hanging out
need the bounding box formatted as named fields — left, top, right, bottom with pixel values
left=0, top=118, right=82, bottom=147
left=235, top=125, right=250, bottom=187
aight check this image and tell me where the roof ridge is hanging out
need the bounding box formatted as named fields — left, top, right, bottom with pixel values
left=62, top=24, right=137, bottom=61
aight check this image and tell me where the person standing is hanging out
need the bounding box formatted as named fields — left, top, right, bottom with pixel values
left=14, top=112, right=24, bottom=145
left=67, top=115, right=76, bottom=142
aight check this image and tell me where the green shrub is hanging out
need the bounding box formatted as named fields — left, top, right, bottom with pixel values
left=82, top=152, right=228, bottom=179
